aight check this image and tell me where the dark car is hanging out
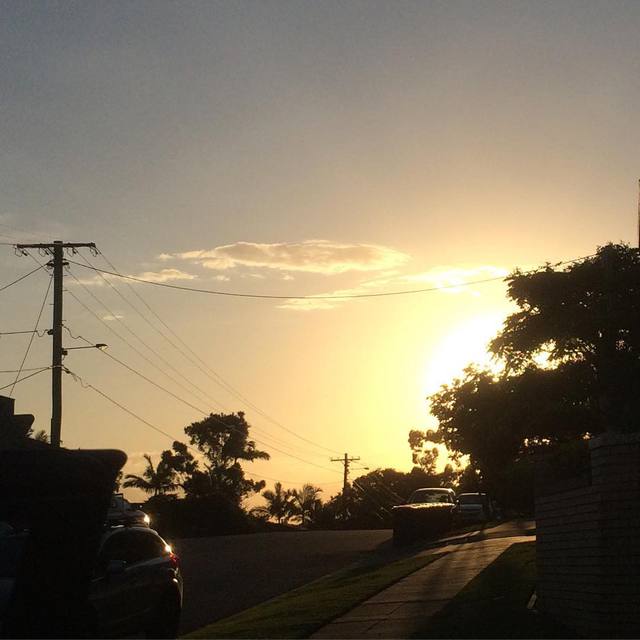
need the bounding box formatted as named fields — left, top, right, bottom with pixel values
left=107, top=493, right=151, bottom=528
left=455, top=492, right=494, bottom=523
left=91, top=526, right=183, bottom=638
left=1, top=524, right=182, bottom=639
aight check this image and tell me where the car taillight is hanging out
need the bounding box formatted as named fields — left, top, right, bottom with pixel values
left=169, top=552, right=179, bottom=568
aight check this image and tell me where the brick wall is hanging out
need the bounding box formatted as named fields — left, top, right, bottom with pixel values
left=536, top=433, right=640, bottom=637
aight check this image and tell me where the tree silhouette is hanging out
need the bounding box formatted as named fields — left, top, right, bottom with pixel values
left=419, top=243, right=640, bottom=507
left=408, top=430, right=439, bottom=473
left=491, top=243, right=640, bottom=432
left=251, top=482, right=294, bottom=524
left=123, top=454, right=177, bottom=496
left=290, top=484, right=323, bottom=525
left=164, top=412, right=270, bottom=504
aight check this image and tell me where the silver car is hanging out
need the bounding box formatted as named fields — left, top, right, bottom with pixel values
left=456, top=492, right=493, bottom=522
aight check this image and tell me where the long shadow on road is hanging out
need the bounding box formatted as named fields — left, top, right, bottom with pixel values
left=175, top=529, right=393, bottom=635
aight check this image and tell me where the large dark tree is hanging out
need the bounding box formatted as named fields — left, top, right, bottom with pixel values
left=163, top=412, right=270, bottom=504
left=491, top=243, right=640, bottom=432
left=418, top=244, right=640, bottom=505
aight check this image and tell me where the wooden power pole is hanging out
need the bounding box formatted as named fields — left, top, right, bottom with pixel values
left=16, top=241, right=96, bottom=447
left=331, top=453, right=360, bottom=516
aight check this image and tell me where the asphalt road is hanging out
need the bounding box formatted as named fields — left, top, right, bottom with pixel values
left=174, top=529, right=393, bottom=634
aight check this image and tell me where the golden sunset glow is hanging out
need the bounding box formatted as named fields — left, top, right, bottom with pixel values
left=1, top=2, right=638, bottom=501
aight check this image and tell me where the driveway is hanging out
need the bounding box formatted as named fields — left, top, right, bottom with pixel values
left=175, top=529, right=392, bottom=634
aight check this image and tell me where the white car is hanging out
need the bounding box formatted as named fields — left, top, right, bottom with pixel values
left=456, top=492, right=493, bottom=522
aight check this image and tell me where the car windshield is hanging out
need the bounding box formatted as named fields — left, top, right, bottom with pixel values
left=408, top=490, right=451, bottom=504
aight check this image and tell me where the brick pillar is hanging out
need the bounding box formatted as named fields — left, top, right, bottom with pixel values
left=536, top=433, right=640, bottom=637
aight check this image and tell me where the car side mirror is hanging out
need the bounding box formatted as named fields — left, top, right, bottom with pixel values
left=106, top=559, right=127, bottom=576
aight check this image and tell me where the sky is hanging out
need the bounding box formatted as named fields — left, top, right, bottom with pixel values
left=1, top=0, right=639, bottom=502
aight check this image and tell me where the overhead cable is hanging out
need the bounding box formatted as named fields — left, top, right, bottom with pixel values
left=64, top=333, right=342, bottom=476
left=63, top=366, right=332, bottom=486
left=0, top=368, right=50, bottom=392
left=91, top=248, right=342, bottom=456
left=64, top=281, right=227, bottom=411
left=9, top=274, right=53, bottom=396
left=66, top=253, right=598, bottom=300
left=0, top=264, right=45, bottom=293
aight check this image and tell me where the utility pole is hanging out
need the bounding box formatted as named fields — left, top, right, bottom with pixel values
left=637, top=178, right=640, bottom=249
left=331, top=453, right=360, bottom=516
left=16, top=241, right=96, bottom=447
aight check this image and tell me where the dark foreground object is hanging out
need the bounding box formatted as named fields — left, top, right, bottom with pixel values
left=0, top=447, right=124, bottom=638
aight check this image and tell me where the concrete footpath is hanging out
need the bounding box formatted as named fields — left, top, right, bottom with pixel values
left=311, top=535, right=532, bottom=639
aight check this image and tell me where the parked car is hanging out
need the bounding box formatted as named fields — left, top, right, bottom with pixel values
left=392, top=488, right=457, bottom=546
left=455, top=492, right=493, bottom=523
left=107, top=493, right=151, bottom=528
left=0, top=523, right=182, bottom=638
left=406, top=487, right=456, bottom=504
left=91, top=525, right=183, bottom=638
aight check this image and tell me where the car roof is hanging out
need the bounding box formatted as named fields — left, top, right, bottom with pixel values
left=101, top=526, right=161, bottom=540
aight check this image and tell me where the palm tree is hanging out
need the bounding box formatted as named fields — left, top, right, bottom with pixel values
left=290, top=484, right=323, bottom=526
left=123, top=454, right=178, bottom=496
left=251, top=482, right=294, bottom=524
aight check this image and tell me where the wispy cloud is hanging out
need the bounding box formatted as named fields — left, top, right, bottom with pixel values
left=402, top=265, right=509, bottom=293
left=135, top=268, right=197, bottom=283
left=278, top=265, right=509, bottom=312
left=102, top=313, right=124, bottom=321
left=71, top=268, right=197, bottom=287
left=164, top=240, right=409, bottom=275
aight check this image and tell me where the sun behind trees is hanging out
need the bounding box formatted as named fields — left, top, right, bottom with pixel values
left=415, top=243, right=640, bottom=511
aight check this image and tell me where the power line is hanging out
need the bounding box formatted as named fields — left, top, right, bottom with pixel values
left=9, top=274, right=52, bottom=397
left=66, top=253, right=599, bottom=301
left=0, top=367, right=51, bottom=373
left=11, top=251, right=342, bottom=474
left=64, top=278, right=227, bottom=411
left=351, top=480, right=393, bottom=516
left=90, top=248, right=342, bottom=457
left=16, top=250, right=341, bottom=465
left=0, top=264, right=45, bottom=293
left=63, top=332, right=342, bottom=476
left=63, top=323, right=333, bottom=462
left=72, top=251, right=229, bottom=410
left=62, top=366, right=331, bottom=486
left=355, top=462, right=405, bottom=502
left=0, top=330, right=49, bottom=337
left=0, top=368, right=50, bottom=392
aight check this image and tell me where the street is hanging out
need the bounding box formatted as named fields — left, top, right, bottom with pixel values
left=174, top=521, right=535, bottom=635
left=175, top=529, right=392, bottom=634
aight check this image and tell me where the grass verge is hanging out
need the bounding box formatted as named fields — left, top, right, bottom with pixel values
left=413, top=541, right=578, bottom=639
left=183, top=551, right=446, bottom=639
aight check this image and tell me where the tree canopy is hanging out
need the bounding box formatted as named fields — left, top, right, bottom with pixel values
left=123, top=453, right=178, bottom=496
left=418, top=243, right=640, bottom=505
left=163, top=411, right=269, bottom=504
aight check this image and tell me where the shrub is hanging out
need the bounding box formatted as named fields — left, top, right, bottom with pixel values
left=144, top=493, right=253, bottom=538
